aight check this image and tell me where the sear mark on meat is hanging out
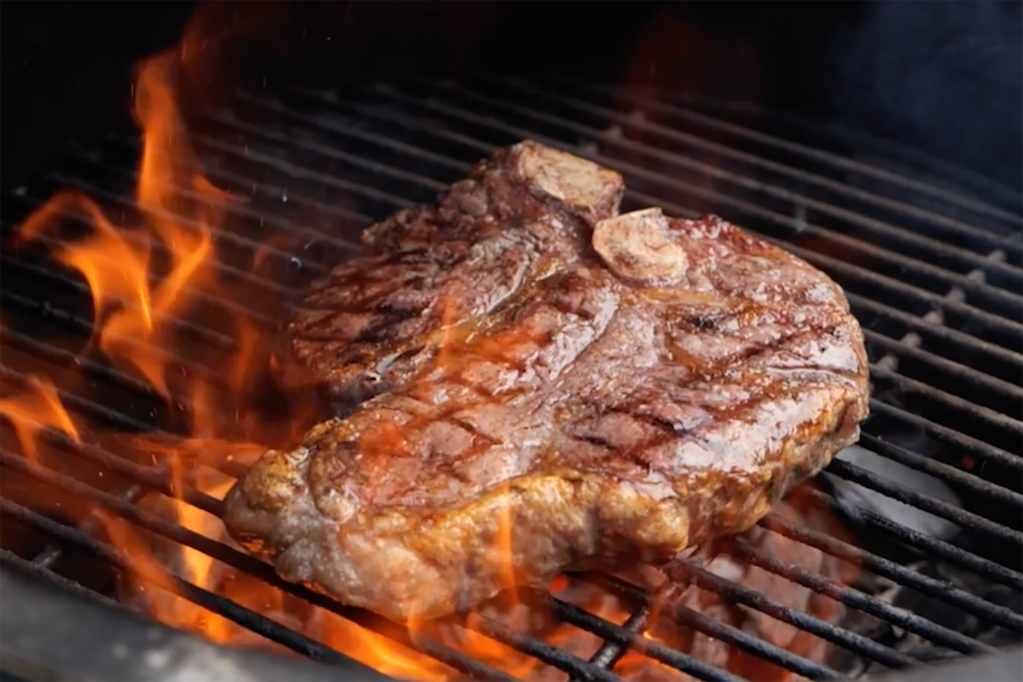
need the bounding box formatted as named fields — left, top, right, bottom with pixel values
left=223, top=140, right=870, bottom=621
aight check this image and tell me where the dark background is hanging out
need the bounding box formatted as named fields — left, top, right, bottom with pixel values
left=2, top=0, right=1021, bottom=194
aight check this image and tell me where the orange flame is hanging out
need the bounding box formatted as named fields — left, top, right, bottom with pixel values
left=18, top=46, right=229, bottom=398
left=11, top=18, right=279, bottom=657
left=0, top=375, right=81, bottom=461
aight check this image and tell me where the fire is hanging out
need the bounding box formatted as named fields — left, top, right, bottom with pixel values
left=0, top=375, right=81, bottom=461
left=17, top=47, right=227, bottom=398
left=2, top=6, right=856, bottom=681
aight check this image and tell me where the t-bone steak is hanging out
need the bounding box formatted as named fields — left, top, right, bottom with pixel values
left=223, top=140, right=869, bottom=621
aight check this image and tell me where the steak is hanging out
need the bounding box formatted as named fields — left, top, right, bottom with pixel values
left=223, top=141, right=869, bottom=621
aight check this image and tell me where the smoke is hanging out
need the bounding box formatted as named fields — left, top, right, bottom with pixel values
left=826, top=0, right=1023, bottom=196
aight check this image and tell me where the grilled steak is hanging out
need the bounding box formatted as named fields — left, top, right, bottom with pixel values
left=223, top=141, right=869, bottom=621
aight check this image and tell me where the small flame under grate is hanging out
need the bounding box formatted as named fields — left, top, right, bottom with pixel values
left=0, top=49, right=1021, bottom=682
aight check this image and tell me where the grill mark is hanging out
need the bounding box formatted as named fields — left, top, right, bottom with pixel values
left=449, top=417, right=503, bottom=446
left=391, top=345, right=426, bottom=365
left=446, top=370, right=502, bottom=399
left=440, top=458, right=474, bottom=485
left=352, top=306, right=422, bottom=344
left=303, top=259, right=447, bottom=313
left=686, top=325, right=831, bottom=382
left=575, top=434, right=617, bottom=451
left=630, top=410, right=694, bottom=437
left=620, top=443, right=662, bottom=474
left=572, top=423, right=667, bottom=475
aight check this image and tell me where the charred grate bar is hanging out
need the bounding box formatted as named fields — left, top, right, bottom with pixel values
left=1, top=74, right=1021, bottom=682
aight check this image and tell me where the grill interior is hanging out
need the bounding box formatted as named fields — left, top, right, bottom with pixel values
left=0, top=73, right=1021, bottom=682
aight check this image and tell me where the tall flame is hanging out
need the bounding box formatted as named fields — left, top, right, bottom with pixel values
left=18, top=46, right=228, bottom=398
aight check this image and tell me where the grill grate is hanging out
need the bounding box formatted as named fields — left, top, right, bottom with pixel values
left=1, top=73, right=1021, bottom=681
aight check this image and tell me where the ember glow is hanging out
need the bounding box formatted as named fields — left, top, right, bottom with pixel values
left=0, top=10, right=854, bottom=682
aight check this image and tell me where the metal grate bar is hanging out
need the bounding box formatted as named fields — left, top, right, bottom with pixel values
left=0, top=447, right=523, bottom=682
left=0, top=331, right=210, bottom=432
left=0, top=435, right=671, bottom=682
left=228, top=93, right=480, bottom=176
left=847, top=294, right=1022, bottom=386
left=864, top=332, right=1023, bottom=411
left=0, top=422, right=218, bottom=519
left=869, top=365, right=1021, bottom=434
left=730, top=536, right=998, bottom=654
left=758, top=512, right=1023, bottom=631
left=825, top=457, right=1023, bottom=546
left=552, top=600, right=746, bottom=682
left=589, top=573, right=845, bottom=680
left=5, top=184, right=321, bottom=298
left=192, top=98, right=1023, bottom=458
left=212, top=117, right=453, bottom=196
left=0, top=547, right=122, bottom=609
left=178, top=131, right=424, bottom=210
left=0, top=255, right=238, bottom=352
left=29, top=174, right=333, bottom=285
left=868, top=400, right=1022, bottom=473
left=201, top=96, right=1023, bottom=427
left=239, top=87, right=1023, bottom=354
left=663, top=558, right=920, bottom=669
left=64, top=141, right=371, bottom=251
left=857, top=433, right=1023, bottom=510
left=308, top=81, right=1023, bottom=328
left=417, top=76, right=1023, bottom=290
left=1, top=195, right=304, bottom=305
left=806, top=487, right=1023, bottom=589
left=461, top=616, right=625, bottom=682
left=31, top=479, right=151, bottom=570
left=199, top=114, right=454, bottom=197
left=766, top=247, right=1023, bottom=353
left=0, top=496, right=384, bottom=668
left=479, top=74, right=1023, bottom=274
left=0, top=322, right=210, bottom=415
left=552, top=77, right=1023, bottom=231
left=0, top=365, right=156, bottom=437
left=578, top=608, right=648, bottom=675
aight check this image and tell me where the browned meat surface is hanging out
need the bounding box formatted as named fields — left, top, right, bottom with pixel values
left=223, top=141, right=869, bottom=621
